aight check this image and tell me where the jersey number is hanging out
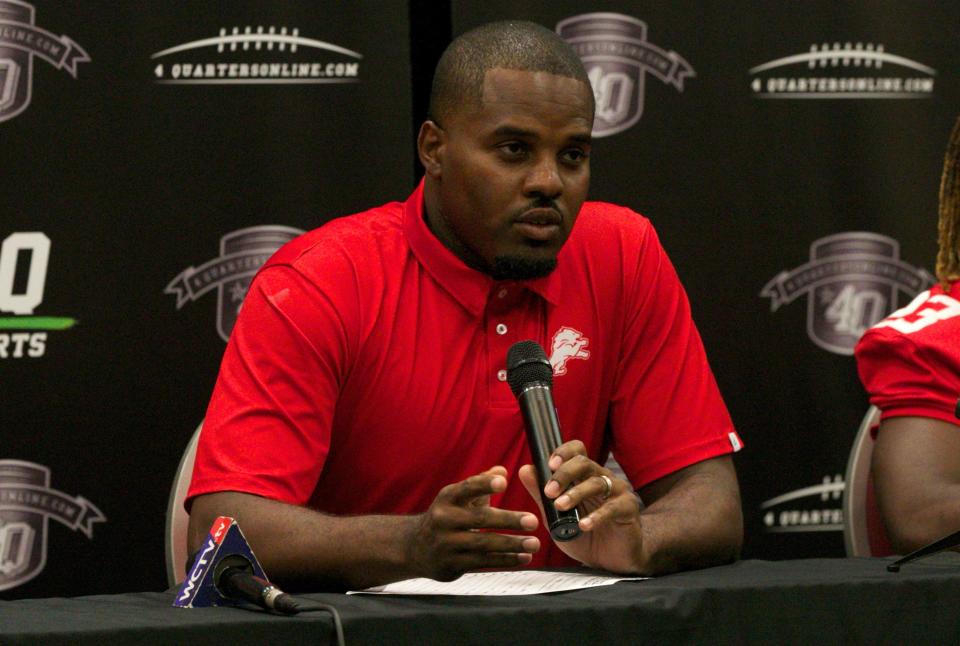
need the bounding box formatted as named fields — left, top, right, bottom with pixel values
left=874, top=289, right=960, bottom=335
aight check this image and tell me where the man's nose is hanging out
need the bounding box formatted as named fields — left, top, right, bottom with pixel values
left=523, top=156, right=563, bottom=198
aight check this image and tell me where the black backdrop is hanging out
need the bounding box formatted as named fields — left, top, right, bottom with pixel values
left=0, top=1, right=957, bottom=598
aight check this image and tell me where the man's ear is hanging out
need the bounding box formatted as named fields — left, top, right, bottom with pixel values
left=417, top=120, right=445, bottom=179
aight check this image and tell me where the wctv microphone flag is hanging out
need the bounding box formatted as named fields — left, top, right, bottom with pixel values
left=173, top=516, right=268, bottom=608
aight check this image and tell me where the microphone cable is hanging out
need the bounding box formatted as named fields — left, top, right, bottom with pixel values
left=290, top=600, right=345, bottom=646
left=214, top=558, right=346, bottom=645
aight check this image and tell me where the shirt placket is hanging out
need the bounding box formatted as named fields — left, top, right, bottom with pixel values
left=485, top=283, right=541, bottom=408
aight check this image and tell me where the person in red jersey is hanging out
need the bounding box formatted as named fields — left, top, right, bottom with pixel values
left=186, top=21, right=743, bottom=591
left=855, top=115, right=960, bottom=554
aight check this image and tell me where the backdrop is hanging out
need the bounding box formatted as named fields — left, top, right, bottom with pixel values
left=1, top=0, right=957, bottom=597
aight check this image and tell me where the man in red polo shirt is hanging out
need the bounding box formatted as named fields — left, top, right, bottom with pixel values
left=187, top=21, right=744, bottom=590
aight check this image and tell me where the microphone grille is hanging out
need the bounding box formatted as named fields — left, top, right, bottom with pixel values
left=506, top=340, right=553, bottom=396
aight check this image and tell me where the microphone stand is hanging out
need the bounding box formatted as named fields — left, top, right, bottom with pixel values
left=887, top=397, right=960, bottom=573
left=887, top=529, right=960, bottom=572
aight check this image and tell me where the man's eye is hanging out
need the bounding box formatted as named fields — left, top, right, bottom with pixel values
left=499, top=142, right=526, bottom=157
left=562, top=149, right=588, bottom=163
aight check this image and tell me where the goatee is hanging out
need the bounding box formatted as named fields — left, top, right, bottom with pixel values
left=490, top=255, right=557, bottom=280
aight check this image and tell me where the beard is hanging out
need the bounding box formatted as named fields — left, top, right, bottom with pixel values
left=490, top=254, right=558, bottom=280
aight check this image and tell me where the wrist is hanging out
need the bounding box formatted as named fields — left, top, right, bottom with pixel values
left=398, top=512, right=427, bottom=579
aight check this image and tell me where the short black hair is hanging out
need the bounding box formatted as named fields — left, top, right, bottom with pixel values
left=428, top=20, right=593, bottom=125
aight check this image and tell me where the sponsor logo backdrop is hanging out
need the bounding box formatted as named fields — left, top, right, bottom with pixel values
left=1, top=0, right=958, bottom=597
left=0, top=0, right=412, bottom=597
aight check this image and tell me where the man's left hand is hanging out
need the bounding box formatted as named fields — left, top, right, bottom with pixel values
left=518, top=440, right=643, bottom=574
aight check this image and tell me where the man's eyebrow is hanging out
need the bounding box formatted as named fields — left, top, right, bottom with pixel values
left=490, top=126, right=593, bottom=145
left=491, top=125, right=537, bottom=139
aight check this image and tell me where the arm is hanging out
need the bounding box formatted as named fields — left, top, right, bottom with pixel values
left=187, top=466, right=540, bottom=591
left=519, top=445, right=742, bottom=576
left=632, top=454, right=742, bottom=574
left=872, top=416, right=960, bottom=553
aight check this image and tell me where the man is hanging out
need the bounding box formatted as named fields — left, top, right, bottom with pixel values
left=187, top=21, right=743, bottom=590
left=855, top=115, right=960, bottom=554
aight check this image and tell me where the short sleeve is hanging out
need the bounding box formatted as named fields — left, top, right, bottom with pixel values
left=855, top=327, right=960, bottom=426
left=608, top=222, right=741, bottom=489
left=186, top=263, right=356, bottom=508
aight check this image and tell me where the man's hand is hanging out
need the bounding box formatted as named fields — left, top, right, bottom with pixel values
left=407, top=466, right=541, bottom=581
left=519, top=441, right=642, bottom=573
left=519, top=442, right=742, bottom=576
left=188, top=467, right=540, bottom=591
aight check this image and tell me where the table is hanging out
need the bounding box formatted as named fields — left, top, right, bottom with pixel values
left=2, top=558, right=959, bottom=644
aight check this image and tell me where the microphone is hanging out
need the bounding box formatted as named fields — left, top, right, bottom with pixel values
left=215, top=553, right=299, bottom=614
left=506, top=340, right=581, bottom=541
left=174, top=516, right=298, bottom=614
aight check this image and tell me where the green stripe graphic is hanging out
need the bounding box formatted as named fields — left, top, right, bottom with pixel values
left=0, top=317, right=78, bottom=330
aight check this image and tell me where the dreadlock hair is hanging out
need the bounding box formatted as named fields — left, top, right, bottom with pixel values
left=937, top=115, right=960, bottom=288
left=428, top=21, right=593, bottom=127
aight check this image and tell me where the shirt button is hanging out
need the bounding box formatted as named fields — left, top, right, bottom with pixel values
left=496, top=323, right=508, bottom=335
left=497, top=288, right=508, bottom=299
left=497, top=369, right=507, bottom=381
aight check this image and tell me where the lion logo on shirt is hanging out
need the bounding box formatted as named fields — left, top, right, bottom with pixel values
left=549, top=326, right=590, bottom=376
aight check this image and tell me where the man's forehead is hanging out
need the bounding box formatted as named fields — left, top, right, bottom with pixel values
left=479, top=67, right=593, bottom=109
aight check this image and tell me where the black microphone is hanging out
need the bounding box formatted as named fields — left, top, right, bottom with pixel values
left=506, top=340, right=581, bottom=541
left=214, top=553, right=300, bottom=614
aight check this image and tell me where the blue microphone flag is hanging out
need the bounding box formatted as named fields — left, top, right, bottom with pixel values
left=173, top=516, right=269, bottom=609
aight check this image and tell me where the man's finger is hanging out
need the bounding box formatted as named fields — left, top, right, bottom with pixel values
left=549, top=440, right=588, bottom=469
left=545, top=454, right=600, bottom=497
left=518, top=464, right=548, bottom=518
left=451, top=550, right=535, bottom=573
left=441, top=468, right=508, bottom=505
left=555, top=472, right=620, bottom=511
left=469, top=505, right=539, bottom=532
left=579, top=492, right=641, bottom=531
left=449, top=530, right=540, bottom=555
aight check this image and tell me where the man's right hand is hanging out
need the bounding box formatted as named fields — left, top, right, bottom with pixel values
left=406, top=466, right=540, bottom=581
left=187, top=467, right=540, bottom=590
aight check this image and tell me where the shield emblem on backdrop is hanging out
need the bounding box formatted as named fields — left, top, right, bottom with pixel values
left=216, top=226, right=301, bottom=342
left=808, top=234, right=898, bottom=355
left=557, top=13, right=647, bottom=137
left=0, top=0, right=35, bottom=123
left=0, top=461, right=48, bottom=591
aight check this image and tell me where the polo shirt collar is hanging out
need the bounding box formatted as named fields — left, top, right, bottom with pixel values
left=403, top=179, right=563, bottom=316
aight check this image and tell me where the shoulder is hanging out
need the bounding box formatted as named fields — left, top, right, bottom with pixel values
left=856, top=284, right=960, bottom=386
left=857, top=285, right=960, bottom=352
left=564, top=201, right=659, bottom=267
left=559, top=201, right=682, bottom=312
left=855, top=283, right=960, bottom=419
left=263, top=200, right=406, bottom=280
left=573, top=201, right=653, bottom=240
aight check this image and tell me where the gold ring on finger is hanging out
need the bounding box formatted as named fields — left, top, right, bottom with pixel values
left=598, top=474, right=613, bottom=500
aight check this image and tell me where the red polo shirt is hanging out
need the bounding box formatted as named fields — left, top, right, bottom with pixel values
left=188, top=181, right=741, bottom=568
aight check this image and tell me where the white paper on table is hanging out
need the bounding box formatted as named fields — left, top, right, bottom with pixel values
left=347, top=570, right=648, bottom=596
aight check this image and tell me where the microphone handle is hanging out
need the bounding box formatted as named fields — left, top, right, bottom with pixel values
left=518, top=383, right=581, bottom=541
left=219, top=566, right=300, bottom=614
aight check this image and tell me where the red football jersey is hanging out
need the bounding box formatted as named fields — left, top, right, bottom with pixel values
left=855, top=281, right=960, bottom=425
